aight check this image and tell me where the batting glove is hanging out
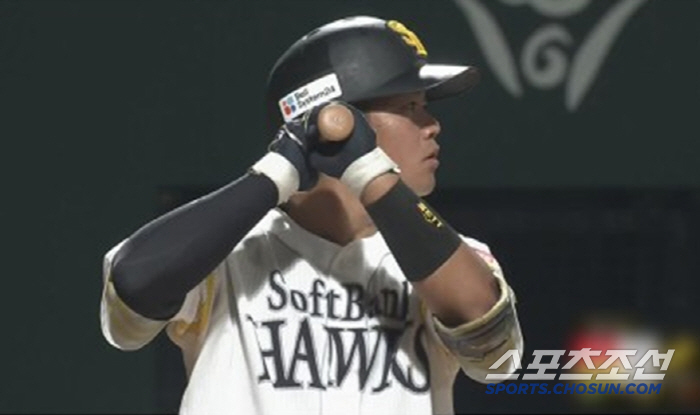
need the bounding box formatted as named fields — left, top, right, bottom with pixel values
left=250, top=120, right=318, bottom=205
left=308, top=103, right=399, bottom=196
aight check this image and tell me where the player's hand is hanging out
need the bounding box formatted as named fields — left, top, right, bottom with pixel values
left=250, top=120, right=318, bottom=205
left=269, top=121, right=319, bottom=191
left=307, top=102, right=399, bottom=196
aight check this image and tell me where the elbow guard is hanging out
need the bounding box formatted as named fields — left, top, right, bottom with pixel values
left=432, top=275, right=516, bottom=361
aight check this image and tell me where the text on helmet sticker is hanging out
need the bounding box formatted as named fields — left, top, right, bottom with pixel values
left=387, top=20, right=428, bottom=57
left=278, top=73, right=342, bottom=122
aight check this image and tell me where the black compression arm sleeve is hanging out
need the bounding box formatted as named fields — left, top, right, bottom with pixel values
left=110, top=173, right=278, bottom=320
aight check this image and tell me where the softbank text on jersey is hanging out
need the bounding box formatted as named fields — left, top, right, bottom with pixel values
left=243, top=271, right=431, bottom=393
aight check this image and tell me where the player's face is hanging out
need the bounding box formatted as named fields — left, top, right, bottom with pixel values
left=363, top=91, right=442, bottom=196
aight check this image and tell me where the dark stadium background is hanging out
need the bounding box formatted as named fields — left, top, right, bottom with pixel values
left=1, top=1, right=698, bottom=413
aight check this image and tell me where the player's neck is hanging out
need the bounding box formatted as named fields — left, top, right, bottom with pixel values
left=283, top=176, right=376, bottom=246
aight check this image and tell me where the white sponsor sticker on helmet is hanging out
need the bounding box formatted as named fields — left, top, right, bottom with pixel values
left=278, top=73, right=342, bottom=122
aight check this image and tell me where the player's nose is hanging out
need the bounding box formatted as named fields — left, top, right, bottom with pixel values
left=423, top=112, right=441, bottom=141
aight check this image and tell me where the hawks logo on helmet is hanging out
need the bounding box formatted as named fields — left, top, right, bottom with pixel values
left=387, top=20, right=428, bottom=57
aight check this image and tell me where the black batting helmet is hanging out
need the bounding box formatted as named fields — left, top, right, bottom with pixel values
left=265, top=16, right=480, bottom=128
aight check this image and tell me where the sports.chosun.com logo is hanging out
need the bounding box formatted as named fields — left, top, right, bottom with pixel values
left=487, top=381, right=662, bottom=395
left=485, top=348, right=674, bottom=396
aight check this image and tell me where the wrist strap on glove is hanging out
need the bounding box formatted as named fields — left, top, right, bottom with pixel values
left=250, top=152, right=299, bottom=205
left=340, top=147, right=399, bottom=197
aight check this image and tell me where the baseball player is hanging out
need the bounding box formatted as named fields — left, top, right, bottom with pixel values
left=100, top=16, right=524, bottom=415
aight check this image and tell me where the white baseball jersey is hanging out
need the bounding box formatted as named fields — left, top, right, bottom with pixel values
left=101, top=208, right=523, bottom=415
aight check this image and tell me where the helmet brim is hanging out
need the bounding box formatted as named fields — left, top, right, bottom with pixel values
left=348, top=64, right=481, bottom=105
left=422, top=64, right=481, bottom=101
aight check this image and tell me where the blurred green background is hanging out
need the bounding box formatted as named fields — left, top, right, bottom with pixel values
left=1, top=0, right=698, bottom=413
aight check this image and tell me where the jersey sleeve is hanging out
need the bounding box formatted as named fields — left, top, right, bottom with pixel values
left=426, top=237, right=524, bottom=384
left=99, top=240, right=215, bottom=352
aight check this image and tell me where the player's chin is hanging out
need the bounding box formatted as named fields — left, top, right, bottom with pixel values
left=399, top=168, right=437, bottom=196
left=414, top=175, right=437, bottom=197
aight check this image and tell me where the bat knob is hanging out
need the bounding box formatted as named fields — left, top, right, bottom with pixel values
left=317, top=103, right=354, bottom=142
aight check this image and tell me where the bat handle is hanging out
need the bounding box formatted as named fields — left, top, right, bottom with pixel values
left=317, top=103, right=354, bottom=142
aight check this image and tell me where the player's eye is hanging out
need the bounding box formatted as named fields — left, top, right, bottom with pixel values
left=403, top=101, right=425, bottom=113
